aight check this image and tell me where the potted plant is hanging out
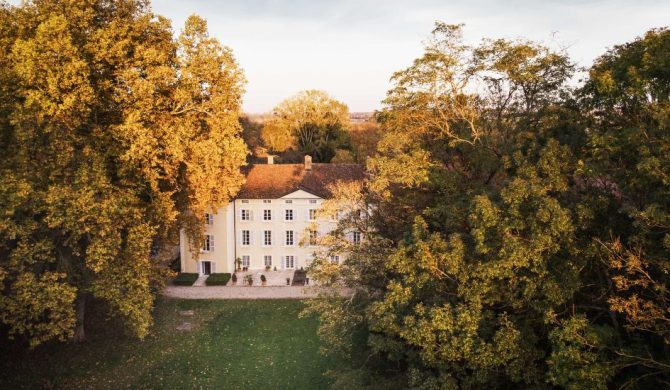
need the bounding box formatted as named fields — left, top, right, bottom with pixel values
left=265, top=265, right=271, bottom=272
left=231, top=273, right=237, bottom=286
left=273, top=266, right=277, bottom=271
left=245, top=274, right=253, bottom=286
left=286, top=277, right=291, bottom=286
left=235, top=257, right=242, bottom=271
left=261, top=274, right=267, bottom=286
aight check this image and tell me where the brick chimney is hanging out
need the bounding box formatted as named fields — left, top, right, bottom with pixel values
left=304, top=155, right=312, bottom=171
left=267, top=155, right=274, bottom=165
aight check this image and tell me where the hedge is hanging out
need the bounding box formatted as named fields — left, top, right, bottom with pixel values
left=205, top=273, right=232, bottom=286
left=173, top=273, right=199, bottom=286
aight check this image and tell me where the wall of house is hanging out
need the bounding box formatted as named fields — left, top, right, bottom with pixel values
left=179, top=189, right=340, bottom=275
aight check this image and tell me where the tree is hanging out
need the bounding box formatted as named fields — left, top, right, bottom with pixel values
left=261, top=90, right=352, bottom=162
left=0, top=0, right=247, bottom=346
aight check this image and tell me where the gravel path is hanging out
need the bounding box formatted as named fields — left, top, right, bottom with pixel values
left=163, top=285, right=350, bottom=299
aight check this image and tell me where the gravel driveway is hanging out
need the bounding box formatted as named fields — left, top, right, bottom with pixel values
left=163, top=285, right=351, bottom=299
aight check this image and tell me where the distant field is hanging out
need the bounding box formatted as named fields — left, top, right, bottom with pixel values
left=0, top=299, right=346, bottom=389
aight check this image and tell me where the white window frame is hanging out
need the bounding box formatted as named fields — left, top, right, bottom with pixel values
left=284, top=255, right=295, bottom=269
left=309, top=229, right=318, bottom=246
left=263, top=209, right=272, bottom=221
left=202, top=234, right=214, bottom=252
left=242, top=255, right=250, bottom=268
left=264, top=255, right=272, bottom=267
left=241, top=209, right=251, bottom=221
left=205, top=213, right=214, bottom=225
left=285, top=209, right=294, bottom=221
left=285, top=230, right=294, bottom=246
left=329, top=255, right=340, bottom=264
left=309, top=199, right=317, bottom=204
left=263, top=230, right=272, bottom=246
left=263, top=199, right=271, bottom=204
left=352, top=231, right=361, bottom=244
left=241, top=230, right=251, bottom=246
left=309, top=209, right=317, bottom=221
left=285, top=200, right=292, bottom=204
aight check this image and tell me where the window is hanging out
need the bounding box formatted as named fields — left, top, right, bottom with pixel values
left=263, top=199, right=271, bottom=204
left=241, top=199, right=249, bottom=203
left=264, top=255, right=272, bottom=267
left=309, top=230, right=318, bottom=246
left=205, top=213, right=214, bottom=225
left=329, top=255, right=340, bottom=264
left=242, top=230, right=250, bottom=246
left=309, top=199, right=317, bottom=204
left=284, top=255, right=295, bottom=269
left=285, top=230, right=294, bottom=246
left=309, top=209, right=317, bottom=221
left=352, top=231, right=361, bottom=244
left=285, top=200, right=292, bottom=204
left=242, top=255, right=250, bottom=268
left=264, top=230, right=272, bottom=246
left=241, top=209, right=250, bottom=221
left=202, top=235, right=214, bottom=252
left=263, top=209, right=272, bottom=221
left=285, top=209, right=294, bottom=221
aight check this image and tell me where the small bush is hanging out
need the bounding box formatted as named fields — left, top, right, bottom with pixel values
left=206, top=273, right=232, bottom=286
left=261, top=274, right=267, bottom=282
left=232, top=273, right=238, bottom=283
left=173, top=273, right=198, bottom=286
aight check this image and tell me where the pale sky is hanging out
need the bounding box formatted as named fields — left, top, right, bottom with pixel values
left=10, top=0, right=670, bottom=112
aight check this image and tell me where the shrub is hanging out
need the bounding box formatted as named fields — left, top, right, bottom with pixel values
left=173, top=273, right=198, bottom=286
left=261, top=274, right=267, bottom=282
left=205, top=273, right=232, bottom=286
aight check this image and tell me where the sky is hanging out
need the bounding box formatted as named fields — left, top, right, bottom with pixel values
left=11, top=0, right=670, bottom=113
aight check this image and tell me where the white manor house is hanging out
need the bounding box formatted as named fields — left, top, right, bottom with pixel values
left=179, top=155, right=365, bottom=276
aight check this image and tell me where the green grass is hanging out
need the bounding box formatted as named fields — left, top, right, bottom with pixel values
left=0, top=298, right=346, bottom=389
left=205, top=273, right=231, bottom=286
left=173, top=273, right=199, bottom=286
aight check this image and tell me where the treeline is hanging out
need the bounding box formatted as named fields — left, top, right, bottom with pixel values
left=308, top=23, right=670, bottom=389
left=241, top=90, right=379, bottom=164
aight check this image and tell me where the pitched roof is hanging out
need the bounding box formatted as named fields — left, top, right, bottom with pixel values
left=236, top=163, right=365, bottom=199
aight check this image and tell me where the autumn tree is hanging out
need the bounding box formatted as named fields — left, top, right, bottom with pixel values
left=0, top=0, right=247, bottom=346
left=261, top=90, right=352, bottom=162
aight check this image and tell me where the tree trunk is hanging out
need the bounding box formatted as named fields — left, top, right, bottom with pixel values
left=73, top=291, right=87, bottom=343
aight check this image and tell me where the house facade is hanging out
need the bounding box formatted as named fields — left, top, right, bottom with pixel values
left=179, top=156, right=364, bottom=275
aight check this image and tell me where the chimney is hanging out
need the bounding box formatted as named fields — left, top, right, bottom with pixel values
left=267, top=155, right=274, bottom=165
left=304, top=155, right=312, bottom=171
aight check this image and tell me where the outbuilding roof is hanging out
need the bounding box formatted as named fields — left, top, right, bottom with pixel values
left=236, top=162, right=365, bottom=199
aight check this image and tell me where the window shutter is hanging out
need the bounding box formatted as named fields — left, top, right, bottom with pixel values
left=197, top=261, right=201, bottom=274
left=249, top=210, right=253, bottom=221
left=211, top=262, right=216, bottom=274
left=210, top=235, right=215, bottom=252
left=250, top=230, right=254, bottom=246
left=305, top=210, right=309, bottom=221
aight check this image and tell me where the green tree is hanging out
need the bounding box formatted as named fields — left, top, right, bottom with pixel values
left=0, top=0, right=247, bottom=346
left=261, top=90, right=352, bottom=162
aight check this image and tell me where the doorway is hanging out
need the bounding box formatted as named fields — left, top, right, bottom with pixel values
left=201, top=261, right=212, bottom=276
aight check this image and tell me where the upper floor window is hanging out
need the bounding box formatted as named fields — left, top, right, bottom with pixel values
left=329, top=255, right=340, bottom=264
left=352, top=231, right=361, bottom=245
left=285, top=230, right=294, bottom=246
left=309, top=230, right=318, bottom=246
left=241, top=199, right=249, bottom=203
left=263, top=209, right=272, bottom=221
left=285, top=209, right=294, bottom=221
left=309, top=209, right=317, bottom=221
left=202, top=235, right=214, bottom=252
left=241, top=209, right=250, bottom=221
left=263, top=199, right=271, bottom=204
left=205, top=213, right=214, bottom=225
left=285, top=200, right=292, bottom=204
left=309, top=199, right=317, bottom=204
left=264, top=230, right=272, bottom=246
left=242, top=230, right=250, bottom=246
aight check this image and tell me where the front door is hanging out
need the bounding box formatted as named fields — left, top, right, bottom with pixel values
left=202, top=261, right=212, bottom=276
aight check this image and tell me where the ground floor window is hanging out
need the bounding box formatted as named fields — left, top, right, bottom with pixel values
left=242, top=255, right=250, bottom=268
left=284, top=255, right=295, bottom=269
left=264, top=255, right=272, bottom=267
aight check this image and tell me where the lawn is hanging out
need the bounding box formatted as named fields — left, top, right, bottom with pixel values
left=0, top=298, right=346, bottom=389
